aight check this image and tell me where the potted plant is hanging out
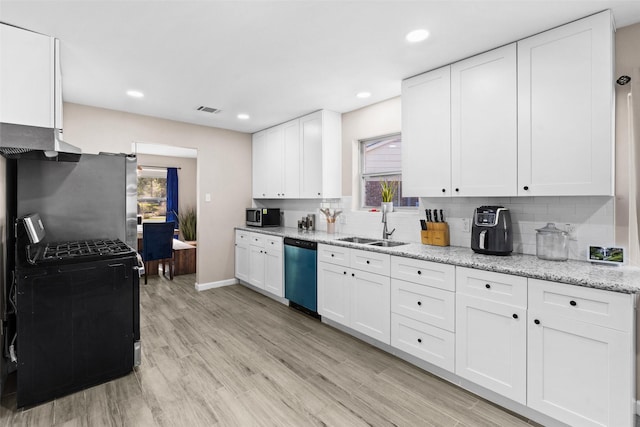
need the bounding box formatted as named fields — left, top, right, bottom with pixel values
left=177, top=207, right=197, bottom=245
left=380, top=180, right=397, bottom=213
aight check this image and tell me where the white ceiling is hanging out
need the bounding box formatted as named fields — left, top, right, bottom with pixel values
left=2, top=1, right=640, bottom=134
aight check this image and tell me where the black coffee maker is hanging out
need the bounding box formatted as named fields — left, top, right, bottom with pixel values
left=471, top=206, right=513, bottom=255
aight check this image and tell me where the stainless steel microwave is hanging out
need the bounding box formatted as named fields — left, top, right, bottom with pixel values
left=246, top=208, right=280, bottom=227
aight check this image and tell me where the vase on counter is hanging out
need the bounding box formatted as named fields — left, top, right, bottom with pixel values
left=382, top=202, right=394, bottom=213
left=326, top=221, right=336, bottom=234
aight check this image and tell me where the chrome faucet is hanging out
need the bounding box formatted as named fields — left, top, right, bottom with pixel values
left=381, top=209, right=395, bottom=240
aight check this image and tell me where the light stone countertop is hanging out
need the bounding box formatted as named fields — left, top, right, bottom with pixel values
left=236, top=226, right=640, bottom=294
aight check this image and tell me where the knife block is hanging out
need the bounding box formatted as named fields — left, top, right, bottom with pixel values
left=421, top=222, right=450, bottom=247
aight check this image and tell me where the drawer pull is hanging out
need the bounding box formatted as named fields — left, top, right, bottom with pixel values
left=331, top=254, right=334, bottom=257
left=570, top=300, right=577, bottom=307
left=417, top=338, right=422, bottom=343
left=351, top=273, right=355, bottom=277
left=366, top=260, right=370, bottom=264
left=343, top=271, right=346, bottom=275
left=512, top=313, right=518, bottom=319
left=417, top=270, right=422, bottom=275
left=485, top=284, right=491, bottom=289
left=417, top=301, right=422, bottom=306
left=534, top=319, right=540, bottom=325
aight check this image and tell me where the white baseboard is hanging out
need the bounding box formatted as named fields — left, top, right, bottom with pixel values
left=195, top=278, right=238, bottom=291
left=636, top=400, right=640, bottom=416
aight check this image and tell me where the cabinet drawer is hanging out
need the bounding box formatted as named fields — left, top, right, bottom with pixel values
left=391, top=279, right=455, bottom=332
left=456, top=267, right=526, bottom=308
left=235, top=230, right=250, bottom=243
left=264, top=235, right=283, bottom=252
left=528, top=279, right=634, bottom=332
left=391, top=256, right=455, bottom=291
left=318, top=244, right=349, bottom=267
left=248, top=232, right=265, bottom=247
left=391, top=313, right=454, bottom=372
left=351, top=249, right=390, bottom=276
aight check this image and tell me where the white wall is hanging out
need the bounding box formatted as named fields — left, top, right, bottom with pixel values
left=63, top=103, right=252, bottom=286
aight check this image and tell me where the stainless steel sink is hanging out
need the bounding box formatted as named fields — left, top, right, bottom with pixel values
left=337, top=237, right=380, bottom=244
left=369, top=240, right=408, bottom=247
left=337, top=237, right=408, bottom=247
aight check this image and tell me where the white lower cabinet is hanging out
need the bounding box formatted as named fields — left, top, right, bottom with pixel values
left=455, top=267, right=527, bottom=404
left=317, top=244, right=390, bottom=344
left=527, top=279, right=635, bottom=427
left=350, top=269, right=390, bottom=343
left=234, top=230, right=250, bottom=282
left=263, top=236, right=284, bottom=297
left=317, top=261, right=350, bottom=326
left=390, top=257, right=456, bottom=372
left=455, top=293, right=527, bottom=404
left=235, top=231, right=283, bottom=297
left=248, top=235, right=266, bottom=289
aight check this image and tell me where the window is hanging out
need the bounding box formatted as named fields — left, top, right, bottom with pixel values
left=360, top=134, right=419, bottom=208
left=137, top=168, right=167, bottom=221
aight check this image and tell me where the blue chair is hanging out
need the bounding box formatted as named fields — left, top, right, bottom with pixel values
left=142, top=222, right=175, bottom=284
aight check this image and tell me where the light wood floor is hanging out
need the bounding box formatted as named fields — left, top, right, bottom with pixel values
left=1, top=273, right=541, bottom=426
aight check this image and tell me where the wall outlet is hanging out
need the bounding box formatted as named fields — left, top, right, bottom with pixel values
left=565, top=223, right=578, bottom=240
left=340, top=215, right=347, bottom=225
left=461, top=218, right=470, bottom=233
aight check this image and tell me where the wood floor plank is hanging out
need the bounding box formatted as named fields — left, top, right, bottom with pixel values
left=1, top=274, right=564, bottom=427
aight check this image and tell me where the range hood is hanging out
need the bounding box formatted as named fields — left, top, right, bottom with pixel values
left=0, top=122, right=82, bottom=162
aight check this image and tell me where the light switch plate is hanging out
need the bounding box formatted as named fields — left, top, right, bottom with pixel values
left=205, top=193, right=211, bottom=202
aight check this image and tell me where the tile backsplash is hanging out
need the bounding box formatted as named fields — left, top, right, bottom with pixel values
left=254, top=195, right=615, bottom=260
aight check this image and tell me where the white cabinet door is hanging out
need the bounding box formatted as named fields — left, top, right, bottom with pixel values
left=299, top=111, right=323, bottom=198
left=234, top=232, right=250, bottom=282
left=0, top=24, right=55, bottom=128
left=317, top=261, right=350, bottom=326
left=248, top=243, right=265, bottom=289
left=455, top=293, right=526, bottom=404
left=401, top=66, right=451, bottom=197
left=265, top=125, right=284, bottom=198
left=252, top=131, right=269, bottom=198
left=517, top=11, right=613, bottom=196
left=282, top=119, right=300, bottom=198
left=350, top=269, right=391, bottom=344
left=451, top=44, right=517, bottom=197
left=263, top=239, right=283, bottom=297
left=527, top=311, right=633, bottom=427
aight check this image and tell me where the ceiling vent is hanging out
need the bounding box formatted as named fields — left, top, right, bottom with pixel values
left=196, top=106, right=221, bottom=114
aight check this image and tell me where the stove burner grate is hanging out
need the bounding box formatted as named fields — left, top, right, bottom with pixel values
left=42, top=239, right=133, bottom=261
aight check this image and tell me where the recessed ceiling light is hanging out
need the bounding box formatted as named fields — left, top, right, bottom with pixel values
left=126, top=90, right=144, bottom=98
left=237, top=113, right=250, bottom=120
left=406, top=29, right=429, bottom=43
left=356, top=92, right=371, bottom=99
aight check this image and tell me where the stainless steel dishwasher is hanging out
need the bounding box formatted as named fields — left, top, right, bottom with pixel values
left=284, top=237, right=319, bottom=317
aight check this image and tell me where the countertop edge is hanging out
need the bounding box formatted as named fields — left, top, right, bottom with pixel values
left=235, top=226, right=640, bottom=294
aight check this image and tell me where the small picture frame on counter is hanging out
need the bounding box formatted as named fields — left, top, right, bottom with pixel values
left=588, top=245, right=625, bottom=266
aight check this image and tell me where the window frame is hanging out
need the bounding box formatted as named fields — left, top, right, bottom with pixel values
left=359, top=133, right=415, bottom=210
left=137, top=169, right=168, bottom=222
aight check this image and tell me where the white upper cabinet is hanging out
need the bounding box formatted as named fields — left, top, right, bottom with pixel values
left=299, top=110, right=342, bottom=199
left=252, top=130, right=269, bottom=198
left=401, top=66, right=451, bottom=197
left=253, top=110, right=340, bottom=199
left=265, top=125, right=285, bottom=198
left=451, top=44, right=517, bottom=197
left=0, top=24, right=59, bottom=129
left=282, top=119, right=300, bottom=198
left=517, top=11, right=613, bottom=196
left=402, top=11, right=614, bottom=198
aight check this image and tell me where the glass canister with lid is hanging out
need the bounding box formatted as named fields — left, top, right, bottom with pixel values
left=535, top=223, right=569, bottom=261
